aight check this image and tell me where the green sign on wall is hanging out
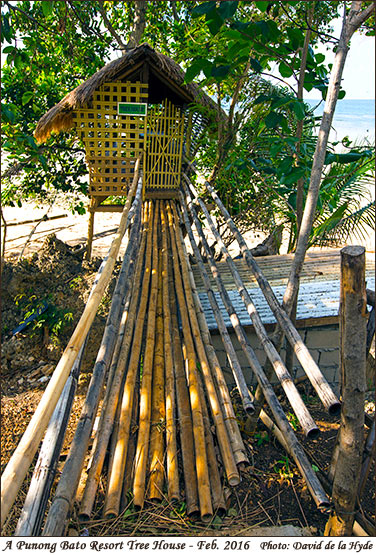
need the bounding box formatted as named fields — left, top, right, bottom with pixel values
left=118, top=102, right=148, bottom=116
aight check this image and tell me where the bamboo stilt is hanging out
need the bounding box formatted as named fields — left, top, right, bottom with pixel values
left=133, top=200, right=160, bottom=509
left=165, top=202, right=213, bottom=521
left=148, top=248, right=166, bottom=502
left=189, top=170, right=340, bottom=417
left=86, top=197, right=98, bottom=261
left=171, top=201, right=240, bottom=487
left=183, top=180, right=319, bottom=439
left=1, top=162, right=142, bottom=527
left=163, top=204, right=198, bottom=516
left=177, top=202, right=249, bottom=466
left=161, top=204, right=180, bottom=502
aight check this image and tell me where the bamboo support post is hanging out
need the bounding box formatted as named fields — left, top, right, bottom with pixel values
left=170, top=201, right=240, bottom=487
left=83, top=201, right=151, bottom=520
left=177, top=202, right=249, bottom=466
left=86, top=197, right=98, bottom=261
left=182, top=180, right=319, bottom=439
left=325, top=246, right=367, bottom=537
left=148, top=249, right=166, bottom=502
left=165, top=203, right=213, bottom=521
left=179, top=193, right=254, bottom=416
left=163, top=204, right=198, bottom=515
left=1, top=161, right=142, bottom=527
left=42, top=194, right=143, bottom=536
left=190, top=171, right=340, bottom=417
left=133, top=200, right=160, bottom=509
left=161, top=205, right=180, bottom=502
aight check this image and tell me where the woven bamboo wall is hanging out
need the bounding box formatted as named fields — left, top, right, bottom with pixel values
left=73, top=82, right=148, bottom=196
left=144, top=98, right=184, bottom=190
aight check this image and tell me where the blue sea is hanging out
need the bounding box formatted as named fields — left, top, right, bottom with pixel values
left=305, top=98, right=375, bottom=144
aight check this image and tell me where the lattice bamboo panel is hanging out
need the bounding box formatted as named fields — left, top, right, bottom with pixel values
left=144, top=99, right=184, bottom=190
left=73, top=82, right=148, bottom=196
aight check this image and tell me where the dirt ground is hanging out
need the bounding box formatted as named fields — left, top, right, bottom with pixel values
left=1, top=201, right=375, bottom=537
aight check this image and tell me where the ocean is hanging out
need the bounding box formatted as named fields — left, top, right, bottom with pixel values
left=305, top=98, right=375, bottom=144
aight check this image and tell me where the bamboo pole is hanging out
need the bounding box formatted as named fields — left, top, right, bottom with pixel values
left=177, top=202, right=249, bottom=466
left=179, top=191, right=330, bottom=509
left=161, top=203, right=180, bottom=502
left=163, top=204, right=198, bottom=515
left=81, top=200, right=152, bottom=520
left=325, top=246, right=367, bottom=536
left=178, top=193, right=254, bottom=416
left=1, top=161, right=142, bottom=526
left=42, top=195, right=144, bottom=536
left=170, top=201, right=240, bottom=487
left=148, top=249, right=166, bottom=502
left=191, top=170, right=340, bottom=416
left=120, top=384, right=139, bottom=512
left=15, top=242, right=114, bottom=536
left=165, top=202, right=213, bottom=521
left=183, top=179, right=319, bottom=439
left=133, top=200, right=160, bottom=509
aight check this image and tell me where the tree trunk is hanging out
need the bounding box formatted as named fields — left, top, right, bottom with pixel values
left=282, top=1, right=374, bottom=317
left=325, top=246, right=367, bottom=536
left=127, top=0, right=147, bottom=49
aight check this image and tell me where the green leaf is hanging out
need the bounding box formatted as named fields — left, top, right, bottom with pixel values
left=191, top=1, right=216, bottom=17
left=22, top=91, right=34, bottom=105
left=282, top=166, right=306, bottom=185
left=250, top=57, right=262, bottom=73
left=2, top=46, right=16, bottom=54
left=279, top=62, right=293, bottom=78
left=338, top=90, right=346, bottom=100
left=211, top=64, right=231, bottom=80
left=206, top=8, right=224, bottom=35
left=291, top=100, right=305, bottom=120
left=1, top=105, right=16, bottom=124
left=255, top=1, right=270, bottom=12
left=265, top=111, right=284, bottom=128
left=217, top=1, right=238, bottom=19
left=324, top=151, right=367, bottom=165
left=287, top=28, right=304, bottom=49
left=315, top=53, right=325, bottom=64
left=184, top=58, right=211, bottom=83
left=42, top=1, right=54, bottom=17
left=255, top=20, right=270, bottom=39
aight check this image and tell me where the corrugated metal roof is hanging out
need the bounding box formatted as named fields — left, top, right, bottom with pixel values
left=192, top=250, right=375, bottom=330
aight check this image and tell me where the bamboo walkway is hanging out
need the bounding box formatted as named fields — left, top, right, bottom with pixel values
left=2, top=172, right=352, bottom=536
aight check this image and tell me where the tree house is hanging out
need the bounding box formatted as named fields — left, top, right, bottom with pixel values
left=34, top=44, right=218, bottom=257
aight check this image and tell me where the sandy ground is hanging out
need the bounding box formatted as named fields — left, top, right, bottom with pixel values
left=2, top=199, right=375, bottom=262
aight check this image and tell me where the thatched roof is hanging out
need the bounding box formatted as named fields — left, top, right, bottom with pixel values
left=34, top=44, right=219, bottom=143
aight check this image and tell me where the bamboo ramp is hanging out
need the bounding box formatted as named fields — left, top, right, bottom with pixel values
left=3, top=179, right=342, bottom=535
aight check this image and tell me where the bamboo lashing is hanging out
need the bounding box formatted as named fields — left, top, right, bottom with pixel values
left=164, top=203, right=213, bottom=521
left=1, top=160, right=142, bottom=527
left=187, top=168, right=341, bottom=416
left=170, top=201, right=240, bottom=487
left=176, top=203, right=249, bottom=466
left=178, top=195, right=254, bottom=417
left=183, top=178, right=319, bottom=439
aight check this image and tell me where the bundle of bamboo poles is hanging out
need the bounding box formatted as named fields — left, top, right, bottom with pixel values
left=27, top=198, right=248, bottom=535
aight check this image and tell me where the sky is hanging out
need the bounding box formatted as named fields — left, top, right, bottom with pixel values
left=304, top=18, right=375, bottom=100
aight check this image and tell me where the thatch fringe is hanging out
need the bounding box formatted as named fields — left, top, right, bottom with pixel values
left=34, top=44, right=218, bottom=143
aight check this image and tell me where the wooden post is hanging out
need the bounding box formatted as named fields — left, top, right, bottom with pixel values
left=86, top=198, right=98, bottom=261
left=325, top=246, right=367, bottom=536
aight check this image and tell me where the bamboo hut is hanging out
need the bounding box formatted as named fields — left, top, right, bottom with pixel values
left=34, top=44, right=217, bottom=258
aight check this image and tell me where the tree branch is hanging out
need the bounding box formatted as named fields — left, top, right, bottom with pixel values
left=97, top=1, right=127, bottom=53
left=126, top=0, right=147, bottom=49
